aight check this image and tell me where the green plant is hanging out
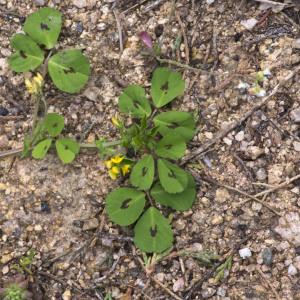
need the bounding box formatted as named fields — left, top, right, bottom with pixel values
left=214, top=255, right=233, bottom=283
left=105, top=67, right=197, bottom=253
left=12, top=250, right=36, bottom=275
left=2, top=284, right=26, bottom=300
left=7, top=8, right=198, bottom=254
left=8, top=8, right=90, bottom=93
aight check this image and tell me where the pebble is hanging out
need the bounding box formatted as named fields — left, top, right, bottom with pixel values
left=62, top=290, right=72, bottom=300
left=155, top=273, right=165, bottom=282
left=1, top=253, right=13, bottom=264
left=73, top=0, right=87, bottom=8
left=0, top=135, right=9, bottom=149
left=262, top=248, right=273, bottom=265
left=34, top=224, right=43, bottom=232
left=247, top=146, right=264, bottom=160
left=215, top=188, right=230, bottom=203
left=173, top=277, right=185, bottom=292
left=288, top=264, right=298, bottom=276
left=82, top=218, right=99, bottom=231
left=256, top=168, right=267, bottom=181
left=211, top=215, right=224, bottom=225
left=275, top=212, right=300, bottom=246
left=251, top=202, right=262, bottom=211
left=0, top=107, right=9, bottom=116
left=239, top=248, right=252, bottom=259
left=34, top=0, right=45, bottom=5
left=293, top=141, right=300, bottom=152
left=235, top=131, right=244, bottom=141
left=201, top=287, right=216, bottom=298
left=241, top=18, right=258, bottom=30
left=290, top=107, right=300, bottom=123
left=2, top=265, right=9, bottom=275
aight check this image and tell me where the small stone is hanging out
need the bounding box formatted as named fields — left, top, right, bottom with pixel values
left=295, top=246, right=300, bottom=255
left=2, top=265, right=9, bottom=275
left=248, top=146, right=264, bottom=160
left=223, top=137, right=232, bottom=146
left=241, top=18, right=258, bottom=30
left=34, top=0, right=45, bottom=5
left=83, top=218, right=99, bottom=231
left=1, top=253, right=13, bottom=264
left=155, top=273, right=165, bottom=282
left=62, top=290, right=72, bottom=300
left=201, top=287, right=216, bottom=298
left=211, top=215, right=224, bottom=225
left=268, top=164, right=283, bottom=185
left=173, top=277, right=185, bottom=292
left=217, top=287, right=226, bottom=297
left=215, top=188, right=230, bottom=203
left=291, top=107, right=300, bottom=123
left=235, top=131, right=244, bottom=141
left=251, top=202, right=262, bottom=211
left=239, top=247, right=252, bottom=259
left=34, top=224, right=43, bottom=232
left=293, top=141, right=300, bottom=152
left=175, top=219, right=186, bottom=231
left=288, top=264, right=298, bottom=276
left=0, top=135, right=9, bottom=149
left=83, top=87, right=100, bottom=101
left=256, top=168, right=267, bottom=181
left=41, top=201, right=51, bottom=213
left=0, top=107, right=9, bottom=116
left=262, top=248, right=273, bottom=265
left=97, top=23, right=107, bottom=31
left=73, top=0, right=87, bottom=8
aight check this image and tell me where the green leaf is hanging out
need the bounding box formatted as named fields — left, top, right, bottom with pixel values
left=151, top=173, right=196, bottom=211
left=130, top=155, right=155, bottom=190
left=8, top=33, right=44, bottom=73
left=44, top=113, right=64, bottom=137
left=151, top=67, right=185, bottom=108
left=32, top=139, right=52, bottom=159
left=119, top=85, right=152, bottom=118
left=155, top=134, right=186, bottom=160
left=134, top=207, right=173, bottom=253
left=48, top=49, right=90, bottom=93
left=106, top=188, right=146, bottom=226
left=55, top=138, right=80, bottom=164
left=157, top=159, right=188, bottom=194
left=23, top=7, right=62, bottom=49
left=154, top=111, right=196, bottom=141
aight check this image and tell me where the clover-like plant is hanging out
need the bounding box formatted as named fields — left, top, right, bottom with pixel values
left=105, top=67, right=197, bottom=253
left=8, top=7, right=90, bottom=93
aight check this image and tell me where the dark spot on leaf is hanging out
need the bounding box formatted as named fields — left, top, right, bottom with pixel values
left=40, top=23, right=50, bottom=30
left=44, top=145, right=48, bottom=151
left=52, top=122, right=58, bottom=128
left=133, top=102, right=140, bottom=109
left=168, top=170, right=176, bottom=179
left=161, top=81, right=169, bottom=91
left=121, top=198, right=131, bottom=209
left=64, top=145, right=69, bottom=150
left=20, top=50, right=27, bottom=59
left=150, top=225, right=157, bottom=237
left=63, top=67, right=76, bottom=74
left=142, top=167, right=148, bottom=176
left=164, top=144, right=172, bottom=150
left=167, top=122, right=179, bottom=129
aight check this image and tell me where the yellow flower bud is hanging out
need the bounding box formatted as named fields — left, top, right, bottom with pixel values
left=111, top=155, right=124, bottom=164
left=121, top=164, right=130, bottom=176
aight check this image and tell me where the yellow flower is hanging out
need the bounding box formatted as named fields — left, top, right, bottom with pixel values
left=111, top=155, right=124, bottom=164
left=24, top=73, right=43, bottom=94
left=108, top=170, right=118, bottom=180
left=121, top=164, right=131, bottom=176
left=108, top=166, right=120, bottom=180
left=25, top=78, right=34, bottom=94
left=105, top=160, right=112, bottom=169
left=33, top=73, right=43, bottom=87
left=111, top=116, right=121, bottom=127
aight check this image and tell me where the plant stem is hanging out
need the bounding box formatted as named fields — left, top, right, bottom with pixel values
left=0, top=140, right=123, bottom=159
left=156, top=57, right=208, bottom=74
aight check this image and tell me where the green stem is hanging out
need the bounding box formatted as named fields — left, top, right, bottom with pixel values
left=80, top=140, right=122, bottom=149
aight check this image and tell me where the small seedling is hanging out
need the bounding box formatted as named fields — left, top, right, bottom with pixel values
left=2, top=284, right=26, bottom=300
left=12, top=249, right=36, bottom=275
left=214, top=255, right=233, bottom=283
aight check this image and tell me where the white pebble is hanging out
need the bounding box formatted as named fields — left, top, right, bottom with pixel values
left=239, top=248, right=252, bottom=259
left=288, top=264, right=298, bottom=276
